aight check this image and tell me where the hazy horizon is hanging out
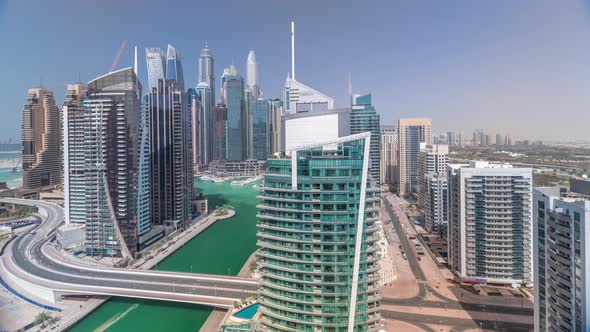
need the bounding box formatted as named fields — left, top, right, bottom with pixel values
left=1, top=0, right=589, bottom=142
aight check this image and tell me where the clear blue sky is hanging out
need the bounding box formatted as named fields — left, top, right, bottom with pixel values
left=1, top=0, right=589, bottom=141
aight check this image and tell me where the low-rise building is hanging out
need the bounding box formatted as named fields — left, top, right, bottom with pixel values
left=208, top=160, right=266, bottom=178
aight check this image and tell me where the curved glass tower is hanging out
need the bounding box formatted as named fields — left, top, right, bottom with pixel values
left=256, top=133, right=382, bottom=332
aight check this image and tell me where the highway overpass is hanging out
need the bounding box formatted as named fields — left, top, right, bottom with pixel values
left=0, top=198, right=258, bottom=309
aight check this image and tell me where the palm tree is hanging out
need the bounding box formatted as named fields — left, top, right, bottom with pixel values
left=34, top=311, right=51, bottom=327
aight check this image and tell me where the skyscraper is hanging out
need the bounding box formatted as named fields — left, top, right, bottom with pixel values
left=267, top=98, right=282, bottom=156
left=351, top=93, right=380, bottom=182
left=165, top=44, right=184, bottom=91
left=62, top=83, right=86, bottom=224
left=211, top=103, right=227, bottom=161
left=397, top=118, right=432, bottom=196
left=257, top=132, right=381, bottom=331
left=447, top=161, right=532, bottom=285
left=252, top=99, right=268, bottom=160
left=417, top=144, right=448, bottom=210
left=21, top=87, right=62, bottom=190
left=198, top=45, right=215, bottom=106
left=246, top=50, right=260, bottom=98
left=423, top=174, right=448, bottom=234
left=145, top=47, right=166, bottom=91
left=222, top=67, right=245, bottom=161
left=146, top=78, right=192, bottom=228
left=380, top=127, right=398, bottom=191
left=83, top=67, right=146, bottom=259
left=192, top=82, right=212, bottom=165
left=283, top=22, right=334, bottom=113
left=533, top=188, right=590, bottom=332
left=244, top=88, right=255, bottom=159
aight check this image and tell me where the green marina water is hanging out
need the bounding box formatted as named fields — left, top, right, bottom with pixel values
left=69, top=178, right=259, bottom=332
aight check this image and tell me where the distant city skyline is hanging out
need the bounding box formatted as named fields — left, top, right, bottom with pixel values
left=1, top=0, right=590, bottom=141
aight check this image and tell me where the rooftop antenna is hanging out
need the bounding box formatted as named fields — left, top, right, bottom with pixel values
left=291, top=21, right=296, bottom=80
left=133, top=46, right=138, bottom=76
left=348, top=72, right=352, bottom=108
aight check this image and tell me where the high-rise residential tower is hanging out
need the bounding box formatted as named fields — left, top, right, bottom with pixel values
left=397, top=118, right=432, bottom=196
left=211, top=103, right=227, bottom=161
left=62, top=83, right=86, bottom=224
left=246, top=50, right=260, bottom=98
left=146, top=78, right=192, bottom=228
left=380, top=127, right=398, bottom=191
left=417, top=144, right=448, bottom=209
left=21, top=88, right=62, bottom=190
left=533, top=188, right=590, bottom=332
left=252, top=99, right=268, bottom=160
left=257, top=132, right=381, bottom=331
left=198, top=45, right=215, bottom=106
left=190, top=82, right=212, bottom=166
left=267, top=98, right=282, bottom=156
left=351, top=94, right=380, bottom=183
left=145, top=47, right=166, bottom=91
left=423, top=174, right=448, bottom=234
left=222, top=67, right=245, bottom=161
left=83, top=67, right=147, bottom=259
left=165, top=44, right=184, bottom=91
left=447, top=161, right=533, bottom=285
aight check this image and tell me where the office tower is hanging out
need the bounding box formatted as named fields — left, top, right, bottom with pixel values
left=447, top=161, right=532, bottom=284
left=257, top=132, right=381, bottom=331
left=417, top=144, right=448, bottom=210
left=281, top=108, right=350, bottom=155
left=397, top=118, right=432, bottom=196
left=351, top=94, right=380, bottom=183
left=190, top=82, right=212, bottom=166
left=165, top=44, right=184, bottom=90
left=252, top=99, right=268, bottom=160
left=220, top=65, right=238, bottom=105
left=62, top=83, right=86, bottom=224
left=267, top=98, right=282, bottom=155
left=146, top=78, right=192, bottom=227
left=380, top=127, right=398, bottom=191
left=145, top=47, right=166, bottom=91
left=244, top=88, right=255, bottom=159
left=533, top=188, right=590, bottom=332
left=458, top=132, right=464, bottom=146
left=424, top=174, right=448, bottom=234
left=198, top=45, right=215, bottom=107
left=447, top=131, right=456, bottom=146
left=246, top=50, right=260, bottom=98
left=21, top=88, right=62, bottom=190
left=223, top=68, right=245, bottom=161
left=283, top=22, right=334, bottom=113
left=211, top=103, right=227, bottom=161
left=496, top=133, right=503, bottom=146
left=504, top=134, right=513, bottom=146
left=83, top=67, right=146, bottom=258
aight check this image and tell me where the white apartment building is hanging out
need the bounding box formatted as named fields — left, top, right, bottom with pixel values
left=447, top=161, right=532, bottom=285
left=533, top=187, right=590, bottom=332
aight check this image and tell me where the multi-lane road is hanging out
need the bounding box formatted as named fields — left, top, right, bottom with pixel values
left=1, top=198, right=257, bottom=308
left=381, top=195, right=534, bottom=331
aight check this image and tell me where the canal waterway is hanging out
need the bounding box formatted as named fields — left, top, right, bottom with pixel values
left=69, top=178, right=259, bottom=332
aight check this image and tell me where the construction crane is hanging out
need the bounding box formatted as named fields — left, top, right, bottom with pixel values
left=109, top=40, right=128, bottom=72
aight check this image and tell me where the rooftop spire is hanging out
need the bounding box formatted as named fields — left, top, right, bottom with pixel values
left=291, top=21, right=296, bottom=81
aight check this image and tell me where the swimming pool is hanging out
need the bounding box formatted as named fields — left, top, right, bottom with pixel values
left=233, top=303, right=260, bottom=319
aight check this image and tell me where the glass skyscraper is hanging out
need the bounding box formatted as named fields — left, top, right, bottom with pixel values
left=223, top=70, right=245, bottom=161
left=146, top=78, right=192, bottom=227
left=351, top=94, right=380, bottom=183
left=198, top=46, right=215, bottom=107
left=83, top=67, right=145, bottom=259
left=165, top=44, right=184, bottom=91
left=257, top=132, right=382, bottom=331
left=252, top=99, right=268, bottom=160
left=145, top=47, right=166, bottom=91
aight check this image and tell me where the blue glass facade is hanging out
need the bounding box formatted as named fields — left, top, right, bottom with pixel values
left=253, top=99, right=268, bottom=160
left=224, top=74, right=244, bottom=161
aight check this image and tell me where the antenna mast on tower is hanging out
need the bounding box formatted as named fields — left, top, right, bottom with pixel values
left=291, top=21, right=296, bottom=81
